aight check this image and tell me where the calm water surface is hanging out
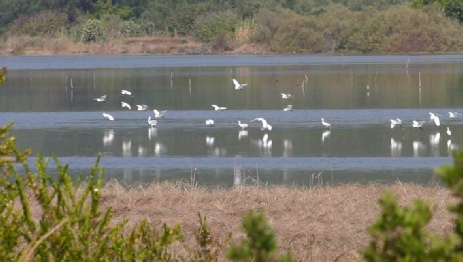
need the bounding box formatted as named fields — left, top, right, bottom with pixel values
left=1, top=54, right=463, bottom=187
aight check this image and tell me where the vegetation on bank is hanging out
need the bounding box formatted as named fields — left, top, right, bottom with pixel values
left=0, top=0, right=463, bottom=54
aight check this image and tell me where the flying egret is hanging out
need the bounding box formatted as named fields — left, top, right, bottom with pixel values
left=121, top=101, right=131, bottom=110
left=233, top=78, right=248, bottom=90
left=251, top=118, right=272, bottom=131
left=121, top=90, right=133, bottom=96
left=281, top=93, right=294, bottom=99
left=238, top=121, right=248, bottom=130
left=102, top=112, right=114, bottom=121
left=447, top=127, right=452, bottom=136
left=449, top=112, right=460, bottom=118
left=211, top=104, right=227, bottom=111
left=429, top=112, right=441, bottom=126
left=153, top=109, right=167, bottom=118
left=321, top=118, right=331, bottom=129
left=94, top=94, right=107, bottom=102
left=412, top=120, right=426, bottom=131
left=205, top=119, right=215, bottom=126
left=147, top=116, right=157, bottom=128
left=137, top=104, right=149, bottom=111
left=390, top=118, right=403, bottom=129
left=283, top=105, right=293, bottom=111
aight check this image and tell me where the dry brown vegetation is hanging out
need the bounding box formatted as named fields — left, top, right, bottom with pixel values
left=26, top=181, right=453, bottom=261
left=0, top=35, right=209, bottom=56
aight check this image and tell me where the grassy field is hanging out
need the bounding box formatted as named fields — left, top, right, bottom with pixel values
left=25, top=180, right=453, bottom=261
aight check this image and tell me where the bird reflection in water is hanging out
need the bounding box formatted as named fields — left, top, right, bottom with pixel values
left=103, top=129, right=114, bottom=146
left=413, top=141, right=426, bottom=157
left=390, top=138, right=402, bottom=157
left=122, top=139, right=131, bottom=157
left=429, top=132, right=441, bottom=156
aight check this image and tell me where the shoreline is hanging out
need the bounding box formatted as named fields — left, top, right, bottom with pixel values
left=27, top=181, right=454, bottom=260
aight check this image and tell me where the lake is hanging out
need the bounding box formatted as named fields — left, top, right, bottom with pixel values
left=1, top=54, right=463, bottom=187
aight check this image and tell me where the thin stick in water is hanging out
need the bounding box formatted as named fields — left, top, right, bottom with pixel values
left=189, top=78, right=192, bottom=95
left=406, top=57, right=411, bottom=71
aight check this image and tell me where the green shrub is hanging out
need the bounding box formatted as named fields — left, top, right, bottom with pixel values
left=81, top=19, right=104, bottom=43
left=10, top=10, right=69, bottom=37
left=193, top=10, right=238, bottom=42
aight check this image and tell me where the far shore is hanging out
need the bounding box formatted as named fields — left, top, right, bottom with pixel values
left=27, top=181, right=454, bottom=261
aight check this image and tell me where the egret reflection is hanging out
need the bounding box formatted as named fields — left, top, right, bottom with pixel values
left=206, top=136, right=215, bottom=147
left=238, top=130, right=248, bottom=140
left=413, top=141, right=426, bottom=157
left=103, top=129, right=114, bottom=146
left=322, top=130, right=331, bottom=144
left=429, top=132, right=441, bottom=156
left=283, top=139, right=293, bottom=157
left=122, top=139, right=131, bottom=157
left=148, top=127, right=157, bottom=140
left=154, top=142, right=166, bottom=156
left=390, top=138, right=402, bottom=157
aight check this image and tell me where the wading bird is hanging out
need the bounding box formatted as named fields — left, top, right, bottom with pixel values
left=390, top=118, right=403, bottom=129
left=321, top=118, right=331, bottom=129
left=153, top=109, right=167, bottom=118
left=238, top=121, right=248, bottom=130
left=94, top=94, right=107, bottom=102
left=429, top=112, right=441, bottom=126
left=283, top=105, right=293, bottom=112
left=147, top=116, right=157, bottom=128
left=251, top=118, right=272, bottom=131
left=281, top=93, right=294, bottom=100
left=413, top=120, right=426, bottom=131
left=121, top=101, right=131, bottom=110
left=102, top=112, right=114, bottom=121
left=212, top=104, right=227, bottom=111
left=206, top=119, right=215, bottom=126
left=137, top=104, right=149, bottom=111
left=121, top=90, right=133, bottom=96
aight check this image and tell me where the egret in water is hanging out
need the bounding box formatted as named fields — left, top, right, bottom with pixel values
left=121, top=90, right=133, bottom=96
left=429, top=112, right=441, bottom=126
left=447, top=127, right=452, bottom=136
left=153, top=109, right=167, bottom=118
left=205, top=119, right=215, bottom=126
left=390, top=118, right=403, bottom=129
left=121, top=101, right=131, bottom=110
left=147, top=116, right=157, bottom=128
left=102, top=112, right=114, bottom=121
left=94, top=94, right=107, bottom=102
left=449, top=112, right=460, bottom=118
left=238, top=121, right=248, bottom=130
left=321, top=118, right=331, bottom=129
left=412, top=120, right=426, bottom=131
left=281, top=93, right=294, bottom=100
left=233, top=78, right=248, bottom=90
left=212, top=104, right=227, bottom=111
left=283, top=105, right=293, bottom=112
left=251, top=118, right=272, bottom=131
left=137, top=104, right=149, bottom=111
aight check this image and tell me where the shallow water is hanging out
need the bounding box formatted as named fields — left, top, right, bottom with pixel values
left=1, top=54, right=463, bottom=187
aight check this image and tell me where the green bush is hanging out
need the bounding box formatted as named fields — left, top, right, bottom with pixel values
left=193, top=10, right=238, bottom=42
left=363, top=150, right=463, bottom=260
left=10, top=10, right=69, bottom=37
left=81, top=19, right=104, bottom=43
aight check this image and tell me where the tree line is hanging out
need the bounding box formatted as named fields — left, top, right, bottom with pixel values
left=0, top=0, right=462, bottom=54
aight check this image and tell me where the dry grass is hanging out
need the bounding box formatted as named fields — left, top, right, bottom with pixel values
left=27, top=181, right=454, bottom=261
left=0, top=35, right=271, bottom=56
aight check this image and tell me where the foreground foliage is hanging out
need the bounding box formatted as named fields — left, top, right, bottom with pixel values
left=0, top=122, right=291, bottom=260
left=363, top=150, right=463, bottom=260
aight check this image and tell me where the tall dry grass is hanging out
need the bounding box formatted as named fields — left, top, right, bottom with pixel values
left=26, top=181, right=453, bottom=261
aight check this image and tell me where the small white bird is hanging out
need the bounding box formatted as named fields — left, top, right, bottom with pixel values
left=102, top=112, right=114, bottom=121
left=94, top=94, right=107, bottom=102
left=153, top=109, right=167, bottom=118
left=147, top=116, right=157, bottom=128
left=121, top=101, right=131, bottom=110
left=283, top=105, right=293, bottom=111
left=449, top=112, right=460, bottom=118
left=206, top=119, right=215, bottom=126
left=429, top=112, right=441, bottom=126
left=137, top=104, right=149, bottom=111
left=321, top=118, right=331, bottom=129
left=390, top=118, right=403, bottom=129
left=212, top=104, right=227, bottom=111
left=412, top=120, right=426, bottom=131
left=251, top=118, right=272, bottom=131
left=447, top=127, right=452, bottom=136
left=281, top=93, right=294, bottom=100
left=238, top=121, right=248, bottom=130
left=121, top=90, right=133, bottom=96
left=233, top=78, right=248, bottom=90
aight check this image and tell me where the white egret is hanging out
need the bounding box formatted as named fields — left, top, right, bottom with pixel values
left=94, top=94, right=107, bottom=102
left=412, top=120, right=426, bottom=131
left=121, top=90, right=133, bottom=96
left=205, top=119, right=215, bottom=126
left=233, top=78, right=248, bottom=90
left=147, top=116, right=157, bottom=128
left=251, top=118, right=272, bottom=131
left=429, top=112, right=441, bottom=126
left=321, top=118, right=331, bottom=129
left=121, top=101, right=131, bottom=110
left=102, top=112, right=114, bottom=121
left=447, top=127, right=452, bottom=136
left=137, top=104, right=149, bottom=111
left=281, top=93, right=294, bottom=99
left=283, top=105, right=293, bottom=111
left=449, top=112, right=460, bottom=118
left=153, top=109, right=167, bottom=118
left=238, top=121, right=248, bottom=130
left=211, top=104, right=227, bottom=111
left=390, top=118, right=403, bottom=129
